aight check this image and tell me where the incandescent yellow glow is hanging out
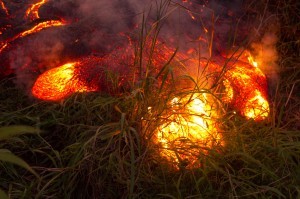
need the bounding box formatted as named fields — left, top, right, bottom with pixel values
left=248, top=55, right=258, bottom=68
left=243, top=90, right=270, bottom=120
left=222, top=79, right=233, bottom=103
left=156, top=93, right=222, bottom=168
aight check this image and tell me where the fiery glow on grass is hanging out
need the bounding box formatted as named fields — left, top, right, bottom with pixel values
left=29, top=44, right=270, bottom=167
left=25, top=0, right=47, bottom=20
left=243, top=90, right=270, bottom=120
left=155, top=93, right=222, bottom=169
left=32, top=62, right=97, bottom=101
left=153, top=50, right=269, bottom=168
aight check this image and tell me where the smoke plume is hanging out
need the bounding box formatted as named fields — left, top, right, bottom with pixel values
left=0, top=0, right=279, bottom=95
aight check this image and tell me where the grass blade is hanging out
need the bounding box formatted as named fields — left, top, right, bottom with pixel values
left=0, top=189, right=9, bottom=199
left=0, top=125, right=40, bottom=140
left=0, top=149, right=39, bottom=178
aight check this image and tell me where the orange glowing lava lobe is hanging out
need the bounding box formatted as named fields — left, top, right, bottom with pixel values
left=152, top=49, right=270, bottom=168
left=32, top=62, right=97, bottom=101
left=25, top=0, right=48, bottom=21
left=0, top=0, right=9, bottom=16
left=222, top=60, right=270, bottom=120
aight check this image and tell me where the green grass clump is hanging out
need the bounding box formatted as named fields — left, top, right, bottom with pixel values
left=0, top=0, right=299, bottom=198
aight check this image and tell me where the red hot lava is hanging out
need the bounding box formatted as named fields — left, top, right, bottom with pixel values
left=0, top=0, right=66, bottom=54
left=32, top=62, right=98, bottom=101
left=0, top=0, right=8, bottom=16
left=0, top=0, right=272, bottom=169
left=25, top=0, right=48, bottom=21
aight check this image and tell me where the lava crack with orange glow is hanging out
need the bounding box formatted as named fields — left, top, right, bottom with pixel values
left=25, top=0, right=48, bottom=21
left=0, top=0, right=9, bottom=16
left=32, top=62, right=97, bottom=101
left=0, top=20, right=66, bottom=54
left=155, top=93, right=222, bottom=169
left=20, top=20, right=65, bottom=37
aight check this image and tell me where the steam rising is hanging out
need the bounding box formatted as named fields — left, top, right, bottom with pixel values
left=251, top=31, right=279, bottom=83
left=0, top=0, right=279, bottom=95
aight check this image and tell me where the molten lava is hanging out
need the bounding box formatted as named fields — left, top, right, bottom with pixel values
left=0, top=0, right=273, bottom=170
left=0, top=43, right=7, bottom=53
left=31, top=52, right=134, bottom=101
left=0, top=20, right=66, bottom=54
left=25, top=0, right=47, bottom=21
left=20, top=20, right=65, bottom=37
left=152, top=50, right=269, bottom=168
left=32, top=62, right=97, bottom=101
left=222, top=58, right=270, bottom=121
left=0, top=0, right=66, bottom=55
left=156, top=93, right=222, bottom=168
left=0, top=0, right=8, bottom=16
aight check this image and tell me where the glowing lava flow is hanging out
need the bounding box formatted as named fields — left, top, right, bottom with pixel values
left=25, top=0, right=47, bottom=20
left=20, top=20, right=65, bottom=37
left=32, top=62, right=97, bottom=101
left=222, top=58, right=270, bottom=121
left=153, top=50, right=269, bottom=168
left=156, top=93, right=222, bottom=168
left=0, top=43, right=7, bottom=53
left=0, top=0, right=66, bottom=54
left=0, top=0, right=8, bottom=16
left=0, top=20, right=65, bottom=53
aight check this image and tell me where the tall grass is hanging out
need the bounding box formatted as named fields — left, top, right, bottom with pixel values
left=0, top=0, right=299, bottom=198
